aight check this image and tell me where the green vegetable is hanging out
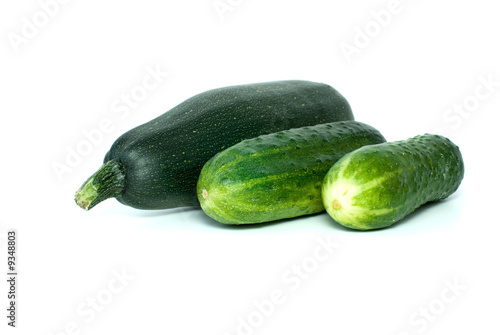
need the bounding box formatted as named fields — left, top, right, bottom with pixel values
left=75, top=80, right=354, bottom=210
left=197, top=121, right=386, bottom=224
left=322, top=134, right=464, bottom=230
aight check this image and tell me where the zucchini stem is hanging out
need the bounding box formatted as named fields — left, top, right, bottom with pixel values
left=75, top=160, right=126, bottom=210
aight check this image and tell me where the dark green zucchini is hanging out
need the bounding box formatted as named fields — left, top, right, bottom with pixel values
left=75, top=80, right=354, bottom=210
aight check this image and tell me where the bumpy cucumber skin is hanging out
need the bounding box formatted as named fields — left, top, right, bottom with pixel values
left=103, top=80, right=353, bottom=209
left=197, top=121, right=386, bottom=224
left=322, top=134, right=465, bottom=230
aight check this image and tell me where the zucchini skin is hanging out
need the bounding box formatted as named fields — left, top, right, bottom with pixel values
left=322, top=134, right=465, bottom=230
left=197, top=121, right=386, bottom=224
left=102, top=80, right=354, bottom=209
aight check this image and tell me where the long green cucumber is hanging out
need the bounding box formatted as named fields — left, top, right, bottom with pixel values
left=322, top=134, right=465, bottom=230
left=74, top=80, right=354, bottom=210
left=197, top=121, right=386, bottom=224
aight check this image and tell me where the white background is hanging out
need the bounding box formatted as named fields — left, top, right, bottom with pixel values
left=1, top=0, right=499, bottom=334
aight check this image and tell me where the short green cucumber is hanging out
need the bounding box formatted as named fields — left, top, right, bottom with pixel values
left=322, top=134, right=464, bottom=230
left=75, top=80, right=354, bottom=210
left=197, top=121, right=386, bottom=224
